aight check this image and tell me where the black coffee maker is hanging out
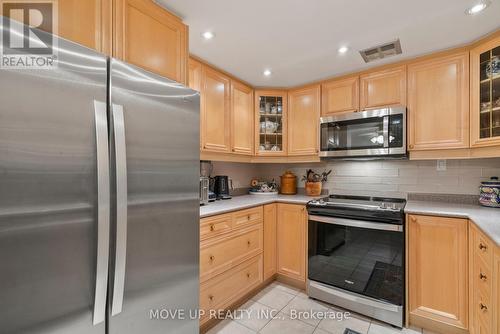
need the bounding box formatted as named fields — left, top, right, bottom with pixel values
left=212, top=175, right=232, bottom=200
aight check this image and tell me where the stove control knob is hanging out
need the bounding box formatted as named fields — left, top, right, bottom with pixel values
left=391, top=203, right=397, bottom=210
left=380, top=202, right=387, bottom=209
left=319, top=199, right=325, bottom=205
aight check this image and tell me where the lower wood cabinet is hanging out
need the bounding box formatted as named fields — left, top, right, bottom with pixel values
left=263, top=203, right=277, bottom=280
left=276, top=203, right=307, bottom=283
left=408, top=214, right=469, bottom=333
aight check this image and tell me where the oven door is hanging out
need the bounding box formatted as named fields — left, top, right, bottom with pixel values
left=319, top=107, right=406, bottom=158
left=308, top=215, right=404, bottom=306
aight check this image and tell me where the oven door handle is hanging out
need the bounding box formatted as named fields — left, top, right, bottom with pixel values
left=309, top=215, right=403, bottom=232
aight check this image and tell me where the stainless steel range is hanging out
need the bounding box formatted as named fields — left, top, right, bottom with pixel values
left=307, top=195, right=406, bottom=327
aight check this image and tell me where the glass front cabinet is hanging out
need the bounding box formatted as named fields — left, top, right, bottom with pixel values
left=471, top=36, right=500, bottom=146
left=255, top=90, right=287, bottom=155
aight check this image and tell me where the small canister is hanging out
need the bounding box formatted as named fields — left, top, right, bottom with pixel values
left=479, top=177, right=500, bottom=208
left=280, top=171, right=297, bottom=195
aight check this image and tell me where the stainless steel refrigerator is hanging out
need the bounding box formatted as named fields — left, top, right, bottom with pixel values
left=0, top=17, right=200, bottom=334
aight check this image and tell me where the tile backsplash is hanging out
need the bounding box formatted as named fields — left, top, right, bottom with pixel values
left=210, top=158, right=500, bottom=199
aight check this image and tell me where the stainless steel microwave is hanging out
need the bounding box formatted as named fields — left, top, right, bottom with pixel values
left=319, top=107, right=407, bottom=158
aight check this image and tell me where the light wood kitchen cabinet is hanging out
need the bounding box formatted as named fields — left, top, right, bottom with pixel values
left=263, top=204, right=277, bottom=280
left=360, top=66, right=406, bottom=110
left=321, top=76, right=359, bottom=115
left=201, top=66, right=231, bottom=153
left=470, top=35, right=500, bottom=147
left=58, top=0, right=112, bottom=54
left=408, top=52, right=470, bottom=151
left=408, top=214, right=469, bottom=333
left=277, top=204, right=306, bottom=283
left=288, top=85, right=320, bottom=156
left=188, top=58, right=202, bottom=92
left=231, top=81, right=254, bottom=155
left=470, top=223, right=496, bottom=334
left=114, top=0, right=188, bottom=84
left=255, top=90, right=288, bottom=156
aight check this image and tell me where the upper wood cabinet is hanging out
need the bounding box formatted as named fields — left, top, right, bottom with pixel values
left=277, top=204, right=306, bottom=283
left=408, top=215, right=469, bottom=333
left=231, top=81, right=254, bottom=155
left=321, top=76, right=359, bottom=115
left=201, top=66, right=231, bottom=153
left=288, top=85, right=320, bottom=155
left=263, top=204, right=277, bottom=281
left=188, top=58, right=202, bottom=92
left=255, top=90, right=288, bottom=156
left=360, top=66, right=406, bottom=110
left=113, top=0, right=188, bottom=84
left=408, top=52, right=470, bottom=151
left=58, top=0, right=112, bottom=54
left=470, top=35, right=500, bottom=147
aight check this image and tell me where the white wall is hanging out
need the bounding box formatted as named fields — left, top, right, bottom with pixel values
left=255, top=158, right=500, bottom=198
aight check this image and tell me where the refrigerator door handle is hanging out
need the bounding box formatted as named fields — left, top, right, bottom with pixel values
left=111, top=104, right=128, bottom=316
left=93, top=100, right=110, bottom=325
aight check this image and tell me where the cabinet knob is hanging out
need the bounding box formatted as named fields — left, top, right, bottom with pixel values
left=479, top=243, right=488, bottom=251
left=247, top=240, right=251, bottom=246
left=480, top=273, right=487, bottom=281
left=209, top=295, right=214, bottom=302
left=409, top=144, right=414, bottom=149
left=209, top=255, right=215, bottom=262
left=247, top=215, right=251, bottom=220
left=246, top=272, right=251, bottom=278
left=410, top=217, right=417, bottom=222
left=210, top=224, right=215, bottom=232
left=480, top=303, right=488, bottom=311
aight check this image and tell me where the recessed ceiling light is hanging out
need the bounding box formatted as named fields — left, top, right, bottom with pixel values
left=263, top=69, right=272, bottom=76
left=338, top=46, right=349, bottom=54
left=465, top=1, right=490, bottom=15
left=202, top=31, right=215, bottom=40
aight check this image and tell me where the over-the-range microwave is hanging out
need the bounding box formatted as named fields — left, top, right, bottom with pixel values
left=319, top=107, right=407, bottom=159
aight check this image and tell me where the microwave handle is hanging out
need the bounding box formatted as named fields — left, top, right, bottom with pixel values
left=383, top=116, right=389, bottom=148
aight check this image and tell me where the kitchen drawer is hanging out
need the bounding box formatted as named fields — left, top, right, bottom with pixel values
left=200, top=213, right=232, bottom=241
left=200, top=226, right=262, bottom=281
left=474, top=229, right=493, bottom=266
left=200, top=255, right=262, bottom=324
left=474, top=255, right=492, bottom=297
left=232, top=207, right=263, bottom=229
left=475, top=289, right=492, bottom=333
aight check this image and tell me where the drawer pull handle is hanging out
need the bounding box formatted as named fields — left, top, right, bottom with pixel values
left=410, top=217, right=417, bottom=222
left=247, top=215, right=251, bottom=220
left=479, top=243, right=487, bottom=251
left=210, top=224, right=215, bottom=232
left=209, top=255, right=215, bottom=262
left=480, top=303, right=488, bottom=311
left=209, top=295, right=214, bottom=302
left=247, top=240, right=251, bottom=246
left=246, top=273, right=251, bottom=278
left=480, top=273, right=487, bottom=281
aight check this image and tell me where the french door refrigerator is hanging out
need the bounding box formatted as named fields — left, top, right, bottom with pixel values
left=0, top=17, right=200, bottom=334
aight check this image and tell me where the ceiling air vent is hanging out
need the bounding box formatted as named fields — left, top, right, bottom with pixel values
left=359, top=39, right=402, bottom=63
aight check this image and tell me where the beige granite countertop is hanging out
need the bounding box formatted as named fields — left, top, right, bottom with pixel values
left=405, top=200, right=500, bottom=246
left=199, top=194, right=318, bottom=218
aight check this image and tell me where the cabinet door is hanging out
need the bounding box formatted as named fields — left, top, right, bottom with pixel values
left=201, top=66, right=231, bottom=152
left=288, top=85, right=320, bottom=156
left=188, top=57, right=202, bottom=92
left=321, top=76, right=359, bottom=115
left=408, top=52, right=469, bottom=150
left=360, top=66, right=406, bottom=110
left=255, top=90, right=288, bottom=156
left=58, top=0, right=112, bottom=54
left=231, top=81, right=254, bottom=155
left=114, top=0, right=188, bottom=84
left=470, top=36, right=500, bottom=147
left=277, top=204, right=306, bottom=282
left=263, top=204, right=277, bottom=281
left=408, top=215, right=468, bottom=332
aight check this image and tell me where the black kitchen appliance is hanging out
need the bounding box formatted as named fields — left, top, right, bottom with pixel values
left=213, top=175, right=232, bottom=200
left=307, top=195, right=406, bottom=328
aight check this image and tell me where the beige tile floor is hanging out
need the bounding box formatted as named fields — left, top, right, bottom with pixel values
left=207, top=282, right=438, bottom=334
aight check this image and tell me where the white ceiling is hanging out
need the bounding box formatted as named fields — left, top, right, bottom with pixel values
left=157, top=0, right=500, bottom=87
